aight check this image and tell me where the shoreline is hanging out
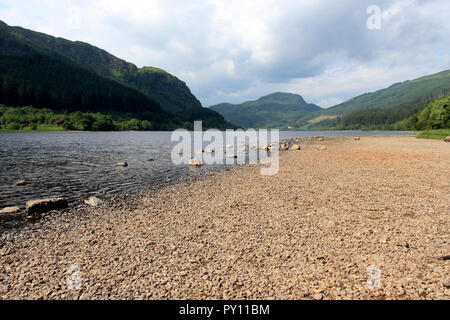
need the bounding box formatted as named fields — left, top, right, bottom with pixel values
left=0, top=131, right=417, bottom=210
left=1, top=136, right=449, bottom=300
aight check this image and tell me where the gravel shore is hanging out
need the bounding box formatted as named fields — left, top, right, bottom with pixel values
left=1, top=136, right=449, bottom=300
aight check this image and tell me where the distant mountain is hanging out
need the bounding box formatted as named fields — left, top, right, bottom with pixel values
left=210, top=92, right=322, bottom=128
left=304, top=70, right=450, bottom=130
left=0, top=20, right=232, bottom=129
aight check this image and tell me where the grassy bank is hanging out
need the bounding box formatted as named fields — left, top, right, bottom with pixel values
left=416, top=129, right=450, bottom=140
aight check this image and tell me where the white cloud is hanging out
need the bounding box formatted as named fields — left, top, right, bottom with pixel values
left=0, top=0, right=449, bottom=107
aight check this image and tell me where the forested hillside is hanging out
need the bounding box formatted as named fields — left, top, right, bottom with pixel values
left=302, top=70, right=450, bottom=130
left=0, top=20, right=233, bottom=130
left=0, top=20, right=231, bottom=129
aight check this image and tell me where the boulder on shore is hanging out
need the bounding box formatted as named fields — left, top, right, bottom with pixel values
left=290, top=144, right=301, bottom=151
left=84, top=196, right=103, bottom=207
left=116, top=162, right=128, bottom=167
left=26, top=198, right=69, bottom=215
left=444, top=136, right=450, bottom=142
left=354, top=136, right=361, bottom=141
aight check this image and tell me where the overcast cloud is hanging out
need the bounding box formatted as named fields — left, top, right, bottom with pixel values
left=1, top=0, right=449, bottom=107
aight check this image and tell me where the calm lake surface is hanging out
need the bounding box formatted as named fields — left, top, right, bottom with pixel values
left=0, top=131, right=413, bottom=208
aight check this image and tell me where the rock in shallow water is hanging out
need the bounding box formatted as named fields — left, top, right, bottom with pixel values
left=25, top=198, right=69, bottom=215
left=14, top=180, right=26, bottom=186
left=116, top=162, right=128, bottom=167
left=189, top=159, right=204, bottom=167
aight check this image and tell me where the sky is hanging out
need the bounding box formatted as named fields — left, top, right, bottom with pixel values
left=1, top=0, right=449, bottom=108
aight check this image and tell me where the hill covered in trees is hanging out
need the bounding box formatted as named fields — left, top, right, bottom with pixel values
left=0, top=20, right=232, bottom=130
left=210, top=93, right=322, bottom=128
left=302, top=70, right=450, bottom=130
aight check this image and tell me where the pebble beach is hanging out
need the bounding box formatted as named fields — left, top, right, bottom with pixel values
left=0, top=136, right=449, bottom=300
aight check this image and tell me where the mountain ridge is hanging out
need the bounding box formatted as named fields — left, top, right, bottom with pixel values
left=210, top=70, right=450, bottom=130
left=210, top=92, right=322, bottom=128
left=0, top=25, right=170, bottom=121
left=323, top=70, right=450, bottom=116
left=302, top=70, right=450, bottom=130
left=0, top=20, right=231, bottom=129
left=6, top=23, right=202, bottom=112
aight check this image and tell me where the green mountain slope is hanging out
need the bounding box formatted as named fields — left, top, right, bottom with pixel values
left=303, top=70, right=450, bottom=130
left=0, top=22, right=177, bottom=128
left=0, top=20, right=231, bottom=129
left=210, top=92, right=322, bottom=128
left=325, top=70, right=450, bottom=115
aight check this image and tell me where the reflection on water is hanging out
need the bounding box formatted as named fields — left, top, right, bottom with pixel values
left=0, top=130, right=412, bottom=208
